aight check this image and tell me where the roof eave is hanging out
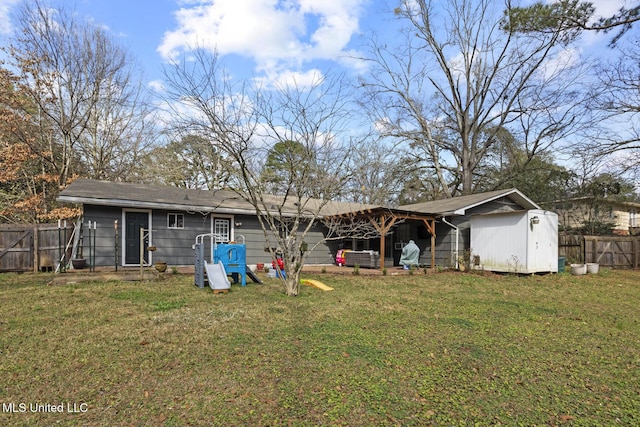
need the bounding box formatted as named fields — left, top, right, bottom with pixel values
left=56, top=195, right=254, bottom=215
left=457, top=189, right=540, bottom=213
left=57, top=195, right=317, bottom=219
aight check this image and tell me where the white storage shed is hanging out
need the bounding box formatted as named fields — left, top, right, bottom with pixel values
left=470, top=209, right=558, bottom=274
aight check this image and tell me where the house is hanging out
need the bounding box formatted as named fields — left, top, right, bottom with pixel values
left=57, top=180, right=550, bottom=271
left=56, top=179, right=371, bottom=268
left=550, top=196, right=640, bottom=236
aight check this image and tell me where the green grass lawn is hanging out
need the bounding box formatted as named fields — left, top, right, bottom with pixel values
left=1, top=269, right=638, bottom=426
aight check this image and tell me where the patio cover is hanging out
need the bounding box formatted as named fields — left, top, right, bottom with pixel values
left=325, top=207, right=436, bottom=271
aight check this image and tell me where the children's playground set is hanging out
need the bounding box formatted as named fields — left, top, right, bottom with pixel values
left=193, top=233, right=333, bottom=293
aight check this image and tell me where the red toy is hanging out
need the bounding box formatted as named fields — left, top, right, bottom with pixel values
left=335, top=249, right=351, bottom=266
left=272, top=257, right=284, bottom=271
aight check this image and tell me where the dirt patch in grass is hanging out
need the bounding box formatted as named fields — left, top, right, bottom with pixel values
left=0, top=270, right=638, bottom=425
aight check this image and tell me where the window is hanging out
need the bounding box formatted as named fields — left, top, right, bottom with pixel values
left=214, top=218, right=231, bottom=242
left=168, top=213, right=184, bottom=229
left=631, top=210, right=638, bottom=228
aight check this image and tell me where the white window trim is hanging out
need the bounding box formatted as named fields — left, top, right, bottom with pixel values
left=211, top=214, right=234, bottom=242
left=167, top=212, right=184, bottom=229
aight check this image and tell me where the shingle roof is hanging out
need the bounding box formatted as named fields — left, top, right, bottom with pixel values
left=57, top=179, right=376, bottom=217
left=58, top=180, right=540, bottom=218
left=399, top=188, right=539, bottom=215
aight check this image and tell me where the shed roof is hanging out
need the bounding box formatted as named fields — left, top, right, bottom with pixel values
left=399, top=188, right=539, bottom=216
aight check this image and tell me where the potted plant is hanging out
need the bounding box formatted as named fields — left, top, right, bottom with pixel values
left=155, top=262, right=167, bottom=273
left=71, top=257, right=86, bottom=269
left=71, top=246, right=86, bottom=269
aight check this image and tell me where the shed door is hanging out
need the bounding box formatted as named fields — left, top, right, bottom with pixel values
left=125, top=211, right=149, bottom=265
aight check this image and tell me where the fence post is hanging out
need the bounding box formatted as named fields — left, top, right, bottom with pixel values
left=114, top=220, right=118, bottom=272
left=57, top=220, right=62, bottom=273
left=87, top=222, right=92, bottom=272
left=140, top=227, right=144, bottom=280
left=33, top=225, right=39, bottom=274
left=63, top=221, right=68, bottom=272
left=583, top=236, right=590, bottom=264
left=92, top=221, right=97, bottom=272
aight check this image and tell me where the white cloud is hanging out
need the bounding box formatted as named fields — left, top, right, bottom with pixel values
left=0, top=0, right=20, bottom=34
left=537, top=46, right=581, bottom=81
left=158, top=0, right=367, bottom=80
left=589, top=0, right=628, bottom=20
left=253, top=68, right=324, bottom=90
left=578, top=0, right=630, bottom=46
left=148, top=79, right=165, bottom=93
left=541, top=0, right=627, bottom=18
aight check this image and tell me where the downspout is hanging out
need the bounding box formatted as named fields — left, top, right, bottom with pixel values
left=441, top=216, right=459, bottom=270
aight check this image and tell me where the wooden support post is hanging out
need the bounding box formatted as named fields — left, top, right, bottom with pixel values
left=420, top=218, right=436, bottom=272
left=379, top=232, right=385, bottom=270
left=370, top=214, right=398, bottom=270
left=431, top=227, right=436, bottom=272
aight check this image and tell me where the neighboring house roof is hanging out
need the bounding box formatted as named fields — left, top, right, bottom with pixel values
left=57, top=179, right=376, bottom=218
left=399, top=188, right=540, bottom=216
left=551, top=196, right=640, bottom=210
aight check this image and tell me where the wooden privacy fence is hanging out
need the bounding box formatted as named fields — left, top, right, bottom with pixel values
left=0, top=224, right=74, bottom=273
left=560, top=234, right=640, bottom=268
left=584, top=236, right=640, bottom=269
left=559, top=234, right=584, bottom=263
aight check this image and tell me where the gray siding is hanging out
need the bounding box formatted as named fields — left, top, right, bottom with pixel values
left=80, top=194, right=526, bottom=269
left=237, top=216, right=334, bottom=265
left=300, top=223, right=335, bottom=265
left=150, top=210, right=212, bottom=266
left=467, top=197, right=524, bottom=216
left=82, top=205, right=124, bottom=268
left=82, top=205, right=332, bottom=268
left=232, top=215, right=333, bottom=265
left=234, top=214, right=268, bottom=264
left=427, top=218, right=470, bottom=268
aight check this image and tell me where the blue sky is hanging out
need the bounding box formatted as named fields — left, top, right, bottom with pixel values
left=1, top=0, right=390, bottom=88
left=1, top=0, right=635, bottom=185
left=0, top=0, right=629, bottom=90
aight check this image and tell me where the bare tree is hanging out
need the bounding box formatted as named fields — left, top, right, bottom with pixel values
left=0, top=66, right=44, bottom=222
left=581, top=39, right=640, bottom=182
left=343, top=137, right=411, bottom=205
left=7, top=0, right=153, bottom=185
left=490, top=0, right=640, bottom=188
left=160, top=50, right=363, bottom=296
left=138, top=135, right=232, bottom=190
left=78, top=66, right=156, bottom=181
left=359, top=0, right=590, bottom=197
